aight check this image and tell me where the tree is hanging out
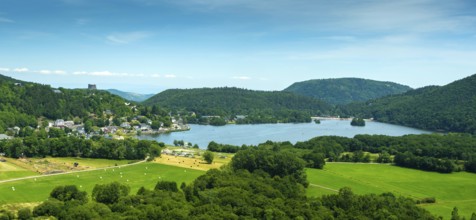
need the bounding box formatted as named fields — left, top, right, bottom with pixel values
left=203, top=151, right=214, bottom=164
left=50, top=185, right=87, bottom=204
left=92, top=182, right=130, bottom=204
left=451, top=207, right=460, bottom=220
left=17, top=208, right=32, bottom=220
left=155, top=181, right=179, bottom=192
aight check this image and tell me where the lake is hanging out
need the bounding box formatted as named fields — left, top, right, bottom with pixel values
left=138, top=120, right=432, bottom=148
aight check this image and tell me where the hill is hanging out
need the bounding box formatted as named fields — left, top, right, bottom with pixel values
left=143, top=87, right=332, bottom=123
left=106, top=89, right=154, bottom=102
left=344, top=74, right=476, bottom=133
left=284, top=78, right=412, bottom=105
left=0, top=74, right=132, bottom=132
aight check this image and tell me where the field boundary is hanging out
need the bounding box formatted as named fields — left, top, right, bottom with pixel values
left=0, top=157, right=148, bottom=184
left=309, top=183, right=338, bottom=192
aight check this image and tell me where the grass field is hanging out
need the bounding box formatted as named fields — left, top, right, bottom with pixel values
left=154, top=152, right=233, bottom=171
left=0, top=162, right=205, bottom=204
left=0, top=159, right=38, bottom=181
left=306, top=163, right=476, bottom=219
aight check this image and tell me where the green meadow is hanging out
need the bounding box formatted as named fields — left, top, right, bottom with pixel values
left=0, top=162, right=204, bottom=204
left=306, top=163, right=476, bottom=219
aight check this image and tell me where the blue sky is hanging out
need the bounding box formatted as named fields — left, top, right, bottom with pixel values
left=1, top=0, right=476, bottom=93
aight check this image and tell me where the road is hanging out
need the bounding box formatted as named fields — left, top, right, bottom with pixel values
left=0, top=157, right=148, bottom=184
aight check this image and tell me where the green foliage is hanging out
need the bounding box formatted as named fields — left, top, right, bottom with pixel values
left=0, top=135, right=162, bottom=160
left=0, top=76, right=132, bottom=121
left=284, top=77, right=412, bottom=105
left=50, top=185, right=88, bottom=204
left=202, top=151, right=214, bottom=164
left=143, top=87, right=331, bottom=124
left=92, top=181, right=130, bottom=204
left=344, top=74, right=476, bottom=134
left=231, top=148, right=308, bottom=187
left=350, top=117, right=365, bottom=126
left=17, top=208, right=32, bottom=220
left=155, top=181, right=179, bottom=192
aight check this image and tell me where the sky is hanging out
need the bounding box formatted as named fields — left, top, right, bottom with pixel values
left=1, top=0, right=476, bottom=94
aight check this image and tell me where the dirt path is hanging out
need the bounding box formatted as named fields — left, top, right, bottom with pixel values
left=0, top=157, right=148, bottom=184
left=309, top=183, right=339, bottom=192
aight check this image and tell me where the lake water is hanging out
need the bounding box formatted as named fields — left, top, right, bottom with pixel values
left=138, top=120, right=432, bottom=148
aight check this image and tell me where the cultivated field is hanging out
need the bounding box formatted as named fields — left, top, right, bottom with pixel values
left=0, top=162, right=204, bottom=205
left=306, top=163, right=476, bottom=219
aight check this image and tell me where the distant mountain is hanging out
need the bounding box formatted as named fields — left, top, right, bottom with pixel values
left=143, top=87, right=332, bottom=123
left=106, top=89, right=154, bottom=102
left=344, top=74, right=476, bottom=133
left=284, top=78, right=412, bottom=105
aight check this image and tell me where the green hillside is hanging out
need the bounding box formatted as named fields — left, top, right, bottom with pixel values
left=284, top=78, right=412, bottom=105
left=344, top=74, right=476, bottom=133
left=106, top=89, right=154, bottom=102
left=143, top=87, right=332, bottom=123
left=0, top=74, right=132, bottom=132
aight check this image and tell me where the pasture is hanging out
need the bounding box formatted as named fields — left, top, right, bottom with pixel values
left=0, top=159, right=37, bottom=181
left=306, top=163, right=476, bottom=219
left=0, top=162, right=204, bottom=204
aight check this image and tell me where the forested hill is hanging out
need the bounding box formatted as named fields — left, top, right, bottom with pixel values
left=284, top=78, right=412, bottom=105
left=344, top=74, right=476, bottom=134
left=143, top=87, right=332, bottom=123
left=106, top=89, right=154, bottom=102
left=0, top=74, right=131, bottom=132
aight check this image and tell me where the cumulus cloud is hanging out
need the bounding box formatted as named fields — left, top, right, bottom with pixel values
left=164, top=74, right=176, bottom=78
left=0, top=67, right=10, bottom=71
left=232, top=76, right=251, bottom=80
left=151, top=74, right=161, bottom=78
left=106, top=31, right=152, bottom=44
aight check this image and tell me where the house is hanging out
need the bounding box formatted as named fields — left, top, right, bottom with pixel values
left=235, top=115, right=247, bottom=120
left=64, top=121, right=75, bottom=128
left=0, top=134, right=13, bottom=140
left=120, top=122, right=131, bottom=129
left=53, top=89, right=62, bottom=94
left=140, top=123, right=151, bottom=131
left=54, top=119, right=65, bottom=127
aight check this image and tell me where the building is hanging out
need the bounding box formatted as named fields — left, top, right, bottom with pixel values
left=88, top=84, right=97, bottom=90
left=54, top=119, right=65, bottom=127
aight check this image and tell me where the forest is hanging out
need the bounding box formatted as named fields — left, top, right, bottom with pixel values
left=16, top=147, right=441, bottom=220
left=142, top=87, right=332, bottom=124
left=284, top=77, right=412, bottom=105
left=342, top=74, right=476, bottom=134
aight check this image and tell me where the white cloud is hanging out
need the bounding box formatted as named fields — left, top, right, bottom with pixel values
left=13, top=68, right=29, bottom=72
left=72, top=70, right=146, bottom=77
left=106, top=32, right=152, bottom=44
left=37, top=70, right=67, bottom=75
left=232, top=76, right=251, bottom=80
left=0, top=67, right=10, bottom=71
left=0, top=17, right=14, bottom=23
left=164, top=74, right=176, bottom=78
left=151, top=74, right=161, bottom=78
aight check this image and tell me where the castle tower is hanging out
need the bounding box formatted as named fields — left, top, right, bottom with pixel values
left=88, top=84, right=97, bottom=90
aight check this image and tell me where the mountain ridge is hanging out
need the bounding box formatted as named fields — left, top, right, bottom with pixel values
left=284, top=77, right=412, bottom=105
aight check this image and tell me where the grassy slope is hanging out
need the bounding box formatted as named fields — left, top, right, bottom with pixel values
left=306, top=163, right=476, bottom=219
left=0, top=163, right=204, bottom=204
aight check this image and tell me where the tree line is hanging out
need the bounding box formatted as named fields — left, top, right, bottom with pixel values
left=207, top=133, right=476, bottom=173
left=0, top=129, right=163, bottom=160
